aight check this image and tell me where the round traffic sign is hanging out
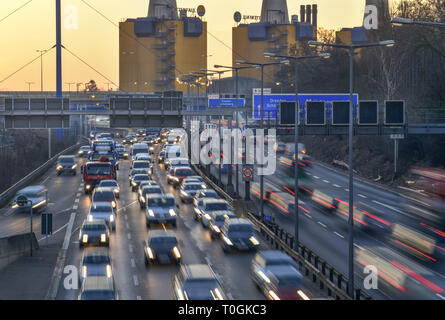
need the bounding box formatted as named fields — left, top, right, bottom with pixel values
left=243, top=167, right=253, bottom=179
left=197, top=5, right=206, bottom=17
left=234, top=11, right=242, bottom=23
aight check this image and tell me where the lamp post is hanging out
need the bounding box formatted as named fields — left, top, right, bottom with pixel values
left=391, top=17, right=445, bottom=28
left=264, top=51, right=331, bottom=250
left=36, top=49, right=48, bottom=92
left=65, top=82, right=75, bottom=92
left=25, top=82, right=34, bottom=92
left=235, top=59, right=289, bottom=221
left=308, top=39, right=395, bottom=299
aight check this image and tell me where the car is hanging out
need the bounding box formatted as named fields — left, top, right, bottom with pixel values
left=158, top=149, right=166, bottom=163
left=183, top=176, right=206, bottom=184
left=168, top=167, right=194, bottom=187
left=143, top=230, right=182, bottom=266
left=137, top=180, right=158, bottom=193
left=122, top=136, right=132, bottom=144
left=78, top=276, right=117, bottom=300
left=193, top=190, right=220, bottom=208
left=165, top=157, right=189, bottom=172
left=196, top=199, right=233, bottom=227
left=260, top=265, right=307, bottom=300
left=78, top=145, right=91, bottom=157
left=250, top=250, right=299, bottom=289
left=136, top=129, right=146, bottom=137
left=56, top=155, right=77, bottom=175
left=11, top=185, right=48, bottom=214
left=98, top=180, right=120, bottom=199
left=138, top=185, right=163, bottom=209
left=132, top=161, right=152, bottom=175
left=132, top=143, right=149, bottom=161
left=130, top=174, right=151, bottom=192
left=88, top=201, right=116, bottom=231
left=180, top=183, right=207, bottom=203
left=79, top=220, right=110, bottom=247
left=145, top=194, right=177, bottom=228
left=173, top=264, right=227, bottom=300
left=208, top=211, right=237, bottom=238
left=220, top=218, right=260, bottom=252
left=129, top=135, right=138, bottom=144
left=91, top=187, right=117, bottom=209
left=132, top=153, right=152, bottom=163
left=115, top=144, right=128, bottom=160
left=79, top=247, right=113, bottom=284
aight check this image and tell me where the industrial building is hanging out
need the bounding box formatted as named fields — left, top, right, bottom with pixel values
left=232, top=0, right=318, bottom=81
left=119, top=0, right=207, bottom=93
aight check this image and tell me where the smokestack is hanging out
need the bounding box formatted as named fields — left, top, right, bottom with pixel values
left=300, top=5, right=305, bottom=23
left=260, top=0, right=289, bottom=24
left=306, top=5, right=312, bottom=25
left=147, top=0, right=178, bottom=20
left=312, top=4, right=318, bottom=28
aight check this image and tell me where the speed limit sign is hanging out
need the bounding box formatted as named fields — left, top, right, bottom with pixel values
left=242, top=165, right=254, bottom=181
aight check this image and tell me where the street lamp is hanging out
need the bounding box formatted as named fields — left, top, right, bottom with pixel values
left=308, top=39, right=395, bottom=299
left=391, top=17, right=445, bottom=28
left=25, top=82, right=34, bottom=92
left=235, top=59, right=289, bottom=222
left=264, top=51, right=331, bottom=252
left=36, top=49, right=48, bottom=92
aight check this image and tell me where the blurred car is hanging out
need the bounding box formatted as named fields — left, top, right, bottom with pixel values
left=130, top=174, right=151, bottom=192
left=79, top=247, right=113, bottom=284
left=78, top=276, right=117, bottom=300
left=165, top=157, right=189, bottom=172
left=56, top=155, right=77, bottom=175
left=98, top=180, right=120, bottom=199
left=78, top=145, right=91, bottom=158
left=209, top=211, right=237, bottom=238
left=138, top=180, right=158, bottom=193
left=193, top=190, right=220, bottom=208
left=129, top=168, right=147, bottom=184
left=115, top=144, right=128, bottom=160
left=122, top=135, right=132, bottom=144
left=180, top=183, right=207, bottom=203
left=145, top=194, right=177, bottom=228
left=132, top=153, right=152, bottom=165
left=92, top=187, right=117, bottom=209
left=132, top=161, right=152, bottom=175
left=79, top=220, right=110, bottom=247
left=197, top=199, right=234, bottom=228
left=168, top=167, right=194, bottom=187
left=220, top=218, right=260, bottom=252
left=88, top=201, right=116, bottom=231
left=11, top=185, right=48, bottom=214
left=139, top=185, right=163, bottom=209
left=173, top=264, right=227, bottom=300
left=143, top=230, right=182, bottom=266
left=158, top=149, right=166, bottom=163
left=260, top=266, right=307, bottom=300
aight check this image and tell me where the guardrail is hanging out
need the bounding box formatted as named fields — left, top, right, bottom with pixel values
left=0, top=137, right=88, bottom=208
left=192, top=163, right=372, bottom=300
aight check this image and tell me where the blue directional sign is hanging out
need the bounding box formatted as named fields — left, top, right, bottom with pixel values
left=252, top=94, right=359, bottom=120
left=208, top=98, right=245, bottom=108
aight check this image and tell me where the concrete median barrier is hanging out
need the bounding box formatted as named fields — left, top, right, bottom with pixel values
left=0, top=232, right=39, bottom=270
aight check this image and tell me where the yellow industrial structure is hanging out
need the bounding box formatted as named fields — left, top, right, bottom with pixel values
left=119, top=0, right=207, bottom=92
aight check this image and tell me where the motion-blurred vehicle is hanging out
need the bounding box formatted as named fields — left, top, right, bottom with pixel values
left=165, top=157, right=189, bottom=172
left=79, top=220, right=110, bottom=247
left=115, top=144, right=128, bottom=160
left=56, top=155, right=77, bottom=175
left=138, top=185, right=163, bottom=209
left=11, top=185, right=48, bottom=214
left=193, top=190, right=220, bottom=208
left=78, top=145, right=91, bottom=158
left=88, top=201, right=116, bottom=231
left=220, top=218, right=260, bottom=252
left=78, top=276, right=117, bottom=300
left=260, top=265, right=307, bottom=300
left=91, top=187, right=117, bottom=210
left=130, top=174, right=151, bottom=192
left=79, top=247, right=113, bottom=284
left=145, top=194, right=177, bottom=228
left=158, top=149, right=166, bottom=163
left=143, top=230, right=182, bottom=266
left=209, top=211, right=237, bottom=238
left=180, top=183, right=207, bottom=203
left=197, top=199, right=234, bottom=228
left=173, top=264, right=227, bottom=300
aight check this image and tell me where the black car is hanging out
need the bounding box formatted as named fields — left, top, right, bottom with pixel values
left=56, top=155, right=77, bottom=175
left=131, top=174, right=151, bottom=192
left=91, top=187, right=117, bottom=210
left=139, top=185, right=162, bottom=209
left=220, top=219, right=260, bottom=252
left=143, top=230, right=182, bottom=266
left=79, top=220, right=110, bottom=247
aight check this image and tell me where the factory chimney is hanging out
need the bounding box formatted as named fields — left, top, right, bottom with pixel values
left=147, top=0, right=178, bottom=20
left=260, top=0, right=289, bottom=24
left=300, top=5, right=305, bottom=23
left=305, top=5, right=312, bottom=25
left=312, top=4, right=318, bottom=29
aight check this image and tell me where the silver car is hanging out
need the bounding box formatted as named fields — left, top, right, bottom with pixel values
left=88, top=201, right=116, bottom=230
left=145, top=194, right=177, bottom=228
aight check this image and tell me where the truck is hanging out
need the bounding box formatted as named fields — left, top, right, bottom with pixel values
left=89, top=140, right=120, bottom=170
left=82, top=157, right=116, bottom=194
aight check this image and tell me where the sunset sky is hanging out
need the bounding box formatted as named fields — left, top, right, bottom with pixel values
left=0, top=0, right=369, bottom=91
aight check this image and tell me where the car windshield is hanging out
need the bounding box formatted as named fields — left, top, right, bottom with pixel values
left=184, top=184, right=204, bottom=191
left=214, top=215, right=227, bottom=222
left=276, top=274, right=302, bottom=287
left=93, top=191, right=114, bottom=201
left=83, top=224, right=106, bottom=231
left=149, top=237, right=177, bottom=246
left=175, top=169, right=192, bottom=176
left=83, top=255, right=110, bottom=264
left=147, top=198, right=175, bottom=207
left=134, top=162, right=150, bottom=168
left=134, top=175, right=150, bottom=182
left=100, top=181, right=117, bottom=187
left=143, top=188, right=161, bottom=195
left=90, top=205, right=112, bottom=212
left=80, top=291, right=115, bottom=300
left=200, top=191, right=218, bottom=198
left=228, top=224, right=253, bottom=233
left=266, top=258, right=293, bottom=266
left=86, top=164, right=111, bottom=175
left=59, top=157, right=74, bottom=164
left=184, top=279, right=219, bottom=291
left=205, top=203, right=230, bottom=211
left=81, top=147, right=90, bottom=151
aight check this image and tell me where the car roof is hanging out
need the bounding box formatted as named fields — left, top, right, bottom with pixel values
left=58, top=155, right=75, bottom=159
left=226, top=218, right=252, bottom=226
left=203, top=198, right=228, bottom=205
left=83, top=220, right=107, bottom=227
left=133, top=160, right=150, bottom=164
left=267, top=265, right=302, bottom=278
left=93, top=187, right=114, bottom=193
left=150, top=194, right=174, bottom=200
left=90, top=201, right=113, bottom=209
left=148, top=230, right=176, bottom=240
left=181, top=264, right=216, bottom=280
left=83, top=247, right=110, bottom=257
left=258, top=250, right=293, bottom=262
left=99, top=180, right=117, bottom=184
left=18, top=185, right=47, bottom=194
left=82, top=276, right=114, bottom=291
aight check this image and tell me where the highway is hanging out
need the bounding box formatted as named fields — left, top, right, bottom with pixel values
left=0, top=140, right=322, bottom=300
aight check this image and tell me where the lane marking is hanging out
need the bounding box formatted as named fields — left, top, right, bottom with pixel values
left=76, top=192, right=81, bottom=198
left=322, top=180, right=330, bottom=184
left=133, top=275, right=139, bottom=286
left=38, top=223, right=68, bottom=242
left=372, top=200, right=406, bottom=215
left=344, top=189, right=349, bottom=192
left=318, top=221, right=327, bottom=228
left=334, top=232, right=344, bottom=239
left=63, top=212, right=77, bottom=250
left=74, top=198, right=79, bottom=203
left=136, top=296, right=142, bottom=300
left=131, top=258, right=136, bottom=268
left=124, top=214, right=128, bottom=220
left=333, top=184, right=341, bottom=188
left=354, top=243, right=364, bottom=250
left=437, top=294, right=445, bottom=300
left=313, top=176, right=320, bottom=179
left=127, top=233, right=131, bottom=240
left=126, top=222, right=129, bottom=229
left=129, top=244, right=133, bottom=253
left=304, top=213, right=312, bottom=219
left=358, top=194, right=367, bottom=199
left=72, top=204, right=78, bottom=210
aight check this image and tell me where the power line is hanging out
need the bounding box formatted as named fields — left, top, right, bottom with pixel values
left=0, top=47, right=53, bottom=84
left=0, top=0, right=34, bottom=25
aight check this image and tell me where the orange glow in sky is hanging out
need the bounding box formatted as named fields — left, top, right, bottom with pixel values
left=0, top=0, right=367, bottom=91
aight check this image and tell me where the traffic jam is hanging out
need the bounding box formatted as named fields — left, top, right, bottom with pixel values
left=10, top=128, right=312, bottom=300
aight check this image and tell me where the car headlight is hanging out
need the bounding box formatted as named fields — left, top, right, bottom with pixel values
left=86, top=185, right=91, bottom=190
left=109, top=215, right=114, bottom=222
left=211, top=225, right=221, bottom=233
left=11, top=204, right=19, bottom=209
left=268, top=290, right=280, bottom=300
left=148, top=209, right=155, bottom=217
left=100, top=233, right=107, bottom=243
left=131, top=181, right=137, bottom=186
left=140, top=196, right=145, bottom=203
left=146, top=247, right=154, bottom=259
left=249, top=236, right=260, bottom=246
left=297, top=290, right=310, bottom=300
left=71, top=164, right=77, bottom=170
left=106, top=264, right=112, bottom=278
left=111, top=201, right=116, bottom=209
left=82, top=266, right=87, bottom=278
left=173, top=246, right=181, bottom=259
left=113, top=189, right=119, bottom=194
left=56, top=165, right=63, bottom=170
left=82, top=234, right=88, bottom=243
left=87, top=215, right=93, bottom=222
left=180, top=191, right=187, bottom=196
left=222, top=236, right=233, bottom=246
left=124, top=153, right=129, bottom=157
left=204, top=214, right=211, bottom=220
left=169, top=209, right=176, bottom=217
